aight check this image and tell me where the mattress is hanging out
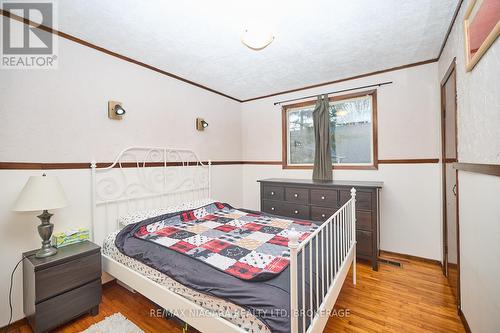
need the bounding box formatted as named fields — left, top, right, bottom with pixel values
left=102, top=200, right=271, bottom=333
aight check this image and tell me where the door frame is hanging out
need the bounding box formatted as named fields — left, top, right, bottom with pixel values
left=440, top=57, right=461, bottom=309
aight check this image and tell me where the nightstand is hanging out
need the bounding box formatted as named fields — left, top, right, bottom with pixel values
left=23, top=241, right=102, bottom=333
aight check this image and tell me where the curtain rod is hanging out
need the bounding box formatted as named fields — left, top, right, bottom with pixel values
left=273, top=81, right=393, bottom=106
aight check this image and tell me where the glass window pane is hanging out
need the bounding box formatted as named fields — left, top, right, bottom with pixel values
left=288, top=107, right=314, bottom=164
left=330, top=96, right=373, bottom=164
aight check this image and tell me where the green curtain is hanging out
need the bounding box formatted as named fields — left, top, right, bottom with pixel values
left=312, top=95, right=332, bottom=181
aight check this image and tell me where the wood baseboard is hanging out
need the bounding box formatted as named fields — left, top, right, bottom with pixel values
left=102, top=278, right=117, bottom=287
left=0, top=317, right=28, bottom=332
left=458, top=308, right=472, bottom=333
left=379, top=250, right=442, bottom=266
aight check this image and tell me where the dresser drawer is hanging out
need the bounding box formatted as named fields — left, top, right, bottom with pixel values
left=262, top=185, right=284, bottom=201
left=285, top=187, right=309, bottom=204
left=340, top=190, right=372, bottom=210
left=356, top=230, right=373, bottom=256
left=35, top=252, right=101, bottom=302
left=310, top=189, right=338, bottom=207
left=356, top=210, right=373, bottom=231
left=282, top=202, right=310, bottom=220
left=311, top=206, right=336, bottom=222
left=262, top=200, right=285, bottom=216
left=35, top=279, right=101, bottom=332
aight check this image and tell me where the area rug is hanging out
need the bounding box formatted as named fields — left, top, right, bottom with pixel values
left=81, top=312, right=144, bottom=333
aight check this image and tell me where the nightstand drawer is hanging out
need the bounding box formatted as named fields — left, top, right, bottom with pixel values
left=285, top=187, right=309, bottom=204
left=35, top=279, right=101, bottom=332
left=36, top=252, right=101, bottom=302
left=262, top=185, right=284, bottom=201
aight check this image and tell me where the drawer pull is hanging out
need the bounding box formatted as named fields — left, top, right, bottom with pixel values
left=294, top=193, right=299, bottom=198
left=271, top=207, right=275, bottom=211
left=321, top=196, right=326, bottom=200
left=270, top=191, right=275, bottom=196
left=294, top=210, right=299, bottom=214
left=321, top=213, right=326, bottom=218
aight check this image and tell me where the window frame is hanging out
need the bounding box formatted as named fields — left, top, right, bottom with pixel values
left=281, top=89, right=378, bottom=170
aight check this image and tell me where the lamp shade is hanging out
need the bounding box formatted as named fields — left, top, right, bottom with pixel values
left=12, top=175, right=69, bottom=212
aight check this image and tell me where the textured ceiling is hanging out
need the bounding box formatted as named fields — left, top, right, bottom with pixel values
left=53, top=0, right=458, bottom=100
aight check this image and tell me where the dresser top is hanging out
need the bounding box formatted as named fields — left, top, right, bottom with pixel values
left=257, top=178, right=383, bottom=188
left=23, top=241, right=100, bottom=270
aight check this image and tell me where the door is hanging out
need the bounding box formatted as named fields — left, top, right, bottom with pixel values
left=441, top=60, right=460, bottom=308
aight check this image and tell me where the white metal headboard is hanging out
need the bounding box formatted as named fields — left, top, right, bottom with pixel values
left=90, top=146, right=211, bottom=245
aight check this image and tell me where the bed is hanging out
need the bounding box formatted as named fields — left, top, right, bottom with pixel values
left=91, top=147, right=357, bottom=333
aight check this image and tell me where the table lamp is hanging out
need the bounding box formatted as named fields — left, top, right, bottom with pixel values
left=13, top=174, right=69, bottom=258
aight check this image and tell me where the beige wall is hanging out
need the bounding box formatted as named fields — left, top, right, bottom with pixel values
left=241, top=63, right=444, bottom=261
left=438, top=0, right=500, bottom=331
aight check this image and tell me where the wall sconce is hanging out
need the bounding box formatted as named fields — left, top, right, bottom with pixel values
left=196, top=118, right=209, bottom=131
left=108, top=101, right=126, bottom=120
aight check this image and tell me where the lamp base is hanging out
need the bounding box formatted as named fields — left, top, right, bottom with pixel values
left=36, top=246, right=58, bottom=258
left=36, top=210, right=58, bottom=258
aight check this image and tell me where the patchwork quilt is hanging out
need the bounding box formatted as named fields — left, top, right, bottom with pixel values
left=133, top=202, right=317, bottom=281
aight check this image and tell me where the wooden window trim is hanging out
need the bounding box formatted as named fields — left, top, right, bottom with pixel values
left=281, top=89, right=378, bottom=170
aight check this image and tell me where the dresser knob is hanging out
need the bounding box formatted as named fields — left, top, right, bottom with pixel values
left=270, top=191, right=275, bottom=196
left=321, top=196, right=326, bottom=200
left=294, top=193, right=299, bottom=198
left=294, top=210, right=299, bottom=214
left=271, top=207, right=275, bottom=211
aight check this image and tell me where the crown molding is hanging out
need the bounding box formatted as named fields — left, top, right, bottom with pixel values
left=0, top=9, right=242, bottom=103
left=241, top=59, right=438, bottom=103
left=437, top=0, right=465, bottom=59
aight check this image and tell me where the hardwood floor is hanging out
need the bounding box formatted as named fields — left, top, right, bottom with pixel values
left=7, top=253, right=465, bottom=333
left=327, top=254, right=465, bottom=333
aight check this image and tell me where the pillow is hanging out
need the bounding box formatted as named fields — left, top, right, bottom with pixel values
left=117, top=198, right=216, bottom=227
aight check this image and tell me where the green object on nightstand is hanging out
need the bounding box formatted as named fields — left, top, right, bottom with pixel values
left=52, top=228, right=90, bottom=248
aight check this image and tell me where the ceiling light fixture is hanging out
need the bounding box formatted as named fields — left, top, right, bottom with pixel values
left=241, top=24, right=274, bottom=51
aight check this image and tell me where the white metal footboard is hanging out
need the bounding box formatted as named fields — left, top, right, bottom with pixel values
left=289, top=188, right=357, bottom=333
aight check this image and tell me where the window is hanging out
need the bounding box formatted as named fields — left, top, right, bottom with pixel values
left=282, top=90, right=378, bottom=169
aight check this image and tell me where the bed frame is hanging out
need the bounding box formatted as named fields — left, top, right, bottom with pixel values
left=91, top=146, right=357, bottom=333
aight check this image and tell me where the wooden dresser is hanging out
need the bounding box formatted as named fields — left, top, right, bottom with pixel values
left=258, top=178, right=382, bottom=270
left=23, top=241, right=102, bottom=333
